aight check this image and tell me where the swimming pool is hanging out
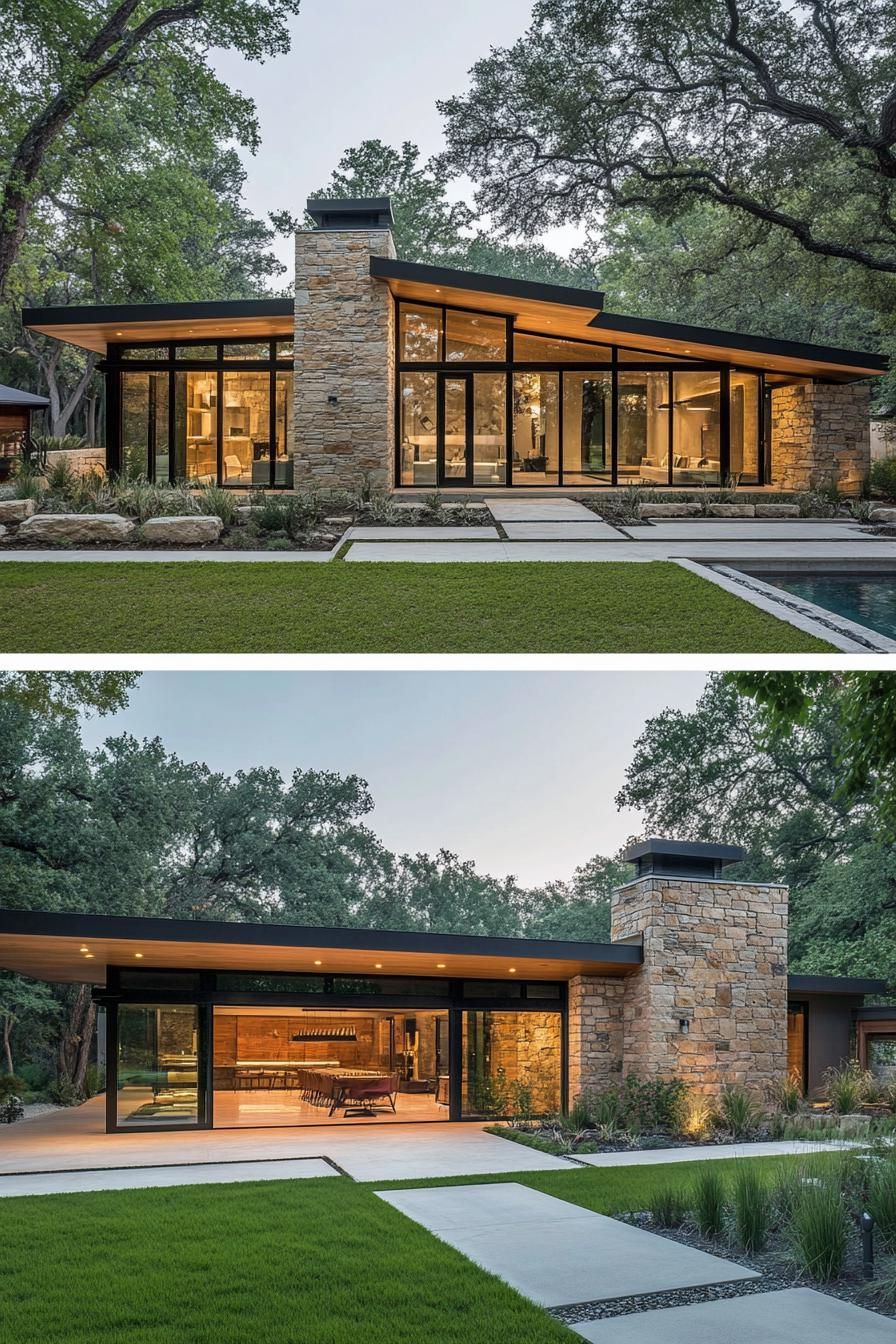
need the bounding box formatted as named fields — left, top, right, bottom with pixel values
left=760, top=573, right=896, bottom=640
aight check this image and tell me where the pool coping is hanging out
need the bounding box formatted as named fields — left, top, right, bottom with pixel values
left=676, top=559, right=896, bottom=653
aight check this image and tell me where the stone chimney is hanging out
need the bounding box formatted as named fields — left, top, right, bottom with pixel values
left=293, top=197, right=397, bottom=490
left=611, top=838, right=788, bottom=1097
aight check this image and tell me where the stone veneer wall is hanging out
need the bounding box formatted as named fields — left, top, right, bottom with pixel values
left=293, top=226, right=396, bottom=490
left=610, top=876, right=789, bottom=1098
left=487, top=1010, right=564, bottom=1114
left=567, top=976, right=625, bottom=1102
left=770, top=382, right=870, bottom=495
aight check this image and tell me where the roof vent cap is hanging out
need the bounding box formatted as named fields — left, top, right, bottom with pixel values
left=623, top=837, right=745, bottom=881
left=306, top=197, right=394, bottom=231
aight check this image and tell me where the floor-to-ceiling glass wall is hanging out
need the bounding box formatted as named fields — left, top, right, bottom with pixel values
left=672, top=371, right=721, bottom=486
left=461, top=1010, right=562, bottom=1118
left=110, top=340, right=293, bottom=487
left=617, top=371, right=670, bottom=483
left=562, top=372, right=612, bottom=485
left=730, top=371, right=761, bottom=483
left=512, top=372, right=560, bottom=485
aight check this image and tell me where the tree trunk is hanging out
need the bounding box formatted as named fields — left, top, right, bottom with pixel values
left=2, top=1019, right=13, bottom=1076
left=58, top=985, right=96, bottom=1096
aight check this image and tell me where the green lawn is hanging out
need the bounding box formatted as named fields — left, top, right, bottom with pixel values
left=0, top=559, right=830, bottom=652
left=0, top=1155, right=836, bottom=1344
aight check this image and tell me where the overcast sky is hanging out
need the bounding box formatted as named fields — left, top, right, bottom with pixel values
left=78, top=672, right=707, bottom=886
left=211, top=0, right=581, bottom=274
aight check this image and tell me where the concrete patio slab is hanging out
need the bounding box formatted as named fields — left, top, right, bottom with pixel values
left=0, top=1100, right=573, bottom=1182
left=346, top=526, right=500, bottom=541
left=376, top=1183, right=756, bottom=1307
left=487, top=498, right=596, bottom=521
left=346, top=541, right=511, bottom=562
left=346, top=539, right=896, bottom=563
left=637, top=520, right=868, bottom=541
left=572, top=1287, right=896, bottom=1343
left=0, top=1157, right=337, bottom=1198
left=502, top=521, right=623, bottom=541
left=573, top=1139, right=854, bottom=1168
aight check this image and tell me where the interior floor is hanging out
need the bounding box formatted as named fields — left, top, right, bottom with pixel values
left=212, top=1087, right=445, bottom=1127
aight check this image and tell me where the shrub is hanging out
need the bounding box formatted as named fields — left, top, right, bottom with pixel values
left=366, top=494, right=401, bottom=524
left=868, top=1160, right=896, bottom=1251
left=789, top=1179, right=849, bottom=1281
left=732, top=1162, right=771, bottom=1253
left=769, top=1074, right=802, bottom=1116
left=48, top=1079, right=83, bottom=1107
left=717, top=1084, right=764, bottom=1138
left=870, top=455, right=896, bottom=501
left=692, top=1165, right=727, bottom=1239
left=194, top=483, right=237, bottom=526
left=0, top=1096, right=24, bottom=1124
left=824, top=1060, right=871, bottom=1114
left=0, top=1073, right=26, bottom=1101
left=32, top=434, right=87, bottom=458
left=649, top=1186, right=688, bottom=1228
left=44, top=454, right=78, bottom=494
left=84, top=1064, right=106, bottom=1099
left=11, top=464, right=43, bottom=500
left=682, top=1093, right=715, bottom=1138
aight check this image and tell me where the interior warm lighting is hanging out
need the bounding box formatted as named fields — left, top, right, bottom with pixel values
left=374, top=963, right=383, bottom=969
left=134, top=953, right=143, bottom=959
left=436, top=963, right=446, bottom=969
left=84, top=953, right=94, bottom=959
left=508, top=967, right=517, bottom=974
left=115, top=331, right=123, bottom=336
left=313, top=959, right=322, bottom=966
left=79, top=945, right=89, bottom=952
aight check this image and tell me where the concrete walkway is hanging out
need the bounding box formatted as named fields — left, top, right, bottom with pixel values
left=572, top=1139, right=855, bottom=1168
left=487, top=498, right=597, bottom=521
left=345, top=538, right=896, bottom=562
left=376, top=1182, right=757, bottom=1307
left=573, top=1287, right=896, bottom=1342
left=0, top=1157, right=337, bottom=1198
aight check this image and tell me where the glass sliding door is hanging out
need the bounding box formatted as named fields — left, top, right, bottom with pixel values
left=562, top=372, right=612, bottom=484
left=672, top=371, right=721, bottom=486
left=461, top=1010, right=561, bottom=1118
left=439, top=375, right=469, bottom=483
left=116, top=1004, right=200, bottom=1126
left=120, top=371, right=169, bottom=481
left=512, top=372, right=559, bottom=485
left=472, top=373, right=506, bottom=485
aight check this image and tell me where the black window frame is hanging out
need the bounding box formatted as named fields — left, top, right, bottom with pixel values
left=105, top=337, right=294, bottom=489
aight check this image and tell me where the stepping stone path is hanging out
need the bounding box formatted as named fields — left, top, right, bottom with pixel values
left=572, top=1287, right=896, bottom=1343
left=487, top=497, right=599, bottom=522
left=502, top=521, right=622, bottom=541
left=376, top=1183, right=755, bottom=1307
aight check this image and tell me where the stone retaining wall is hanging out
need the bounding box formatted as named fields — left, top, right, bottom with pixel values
left=770, top=382, right=870, bottom=495
left=293, top=226, right=395, bottom=491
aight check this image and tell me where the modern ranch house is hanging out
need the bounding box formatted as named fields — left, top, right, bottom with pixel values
left=23, top=199, right=886, bottom=495
left=1, top=840, right=893, bottom=1134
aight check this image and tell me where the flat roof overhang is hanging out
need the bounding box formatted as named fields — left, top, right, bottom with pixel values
left=370, top=257, right=607, bottom=345
left=372, top=257, right=885, bottom=379
left=788, top=973, right=888, bottom=996
left=0, top=910, right=643, bottom=985
left=21, top=298, right=295, bottom=355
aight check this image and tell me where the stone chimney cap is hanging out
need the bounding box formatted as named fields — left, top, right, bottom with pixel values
left=623, top=837, right=746, bottom=880
left=306, top=197, right=394, bottom=231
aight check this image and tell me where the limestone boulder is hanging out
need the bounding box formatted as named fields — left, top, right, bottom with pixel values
left=0, top=497, right=36, bottom=524
left=141, top=515, right=223, bottom=545
left=870, top=507, right=896, bottom=523
left=18, top=512, right=135, bottom=543
left=755, top=503, right=801, bottom=517
left=708, top=503, right=755, bottom=518
left=640, top=502, right=702, bottom=518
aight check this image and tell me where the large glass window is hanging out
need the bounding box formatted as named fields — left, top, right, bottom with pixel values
left=730, top=371, right=760, bottom=484
left=563, top=372, right=612, bottom=484
left=400, top=372, right=437, bottom=485
left=274, top=372, right=294, bottom=487
left=618, top=371, right=669, bottom=482
left=445, top=310, right=506, bottom=362
left=399, top=304, right=441, bottom=362
left=117, top=1004, right=199, bottom=1126
left=787, top=1004, right=807, bottom=1092
left=672, top=371, right=721, bottom=486
left=221, top=371, right=270, bottom=486
left=472, top=373, right=507, bottom=484
left=175, top=371, right=217, bottom=483
left=514, top=332, right=611, bottom=363
left=512, top=372, right=559, bottom=485
left=121, top=371, right=168, bottom=481
left=462, top=1010, right=561, bottom=1118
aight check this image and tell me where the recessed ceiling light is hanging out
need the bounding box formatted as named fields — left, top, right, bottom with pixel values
left=436, top=963, right=446, bottom=969
left=115, top=331, right=123, bottom=336
left=134, top=953, right=143, bottom=959
left=79, top=946, right=89, bottom=953
left=84, top=953, right=94, bottom=959
left=508, top=967, right=517, bottom=974
left=314, top=960, right=322, bottom=966
left=374, top=963, right=383, bottom=969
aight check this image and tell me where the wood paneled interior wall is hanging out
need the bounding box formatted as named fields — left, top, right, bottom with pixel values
left=214, top=1014, right=388, bottom=1072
